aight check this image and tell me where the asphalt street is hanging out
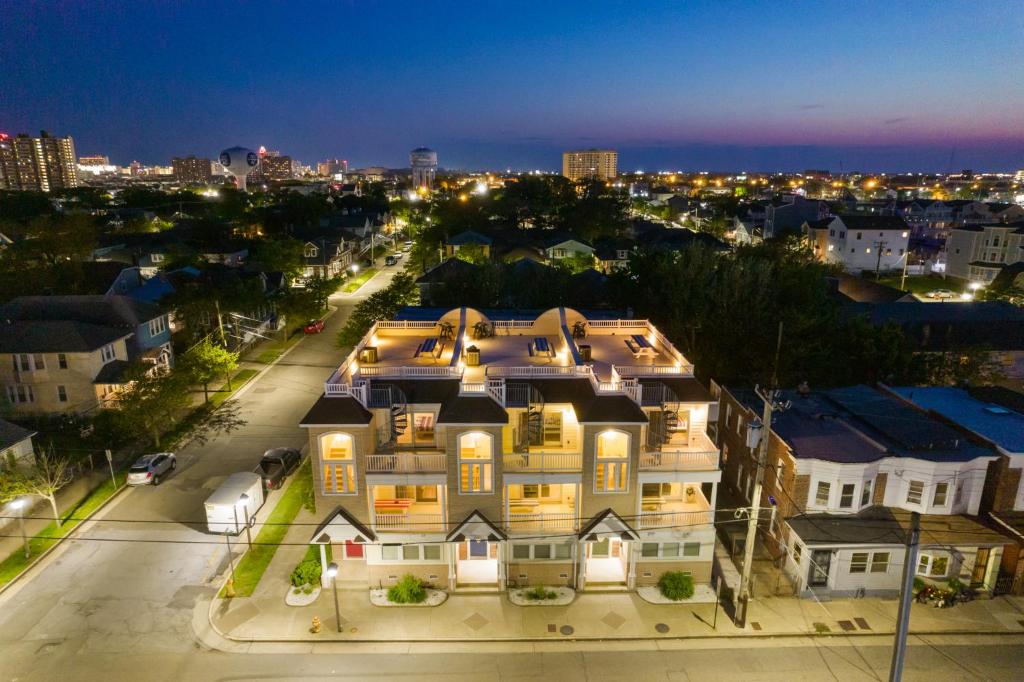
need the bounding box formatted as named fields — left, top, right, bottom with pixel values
left=1, top=263, right=1022, bottom=681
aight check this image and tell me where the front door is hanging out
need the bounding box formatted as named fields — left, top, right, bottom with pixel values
left=971, top=548, right=990, bottom=587
left=591, top=538, right=610, bottom=558
left=808, top=550, right=831, bottom=587
left=469, top=539, right=488, bottom=559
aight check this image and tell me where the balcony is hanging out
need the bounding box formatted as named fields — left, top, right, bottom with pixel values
left=502, top=452, right=581, bottom=473
left=641, top=432, right=719, bottom=471
left=506, top=511, right=577, bottom=533
left=637, top=508, right=713, bottom=530
left=373, top=511, right=446, bottom=532
left=637, top=486, right=713, bottom=530
left=366, top=453, right=447, bottom=474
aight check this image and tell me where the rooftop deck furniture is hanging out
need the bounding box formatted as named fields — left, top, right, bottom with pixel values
left=632, top=334, right=653, bottom=349
left=414, top=337, right=444, bottom=360
left=625, top=338, right=657, bottom=359
left=532, top=337, right=553, bottom=357
left=374, top=498, right=415, bottom=511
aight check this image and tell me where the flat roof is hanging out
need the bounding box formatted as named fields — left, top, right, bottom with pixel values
left=890, top=386, right=1024, bottom=454
left=787, top=506, right=1009, bottom=546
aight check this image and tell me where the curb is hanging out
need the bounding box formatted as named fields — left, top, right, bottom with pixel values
left=0, top=481, right=130, bottom=598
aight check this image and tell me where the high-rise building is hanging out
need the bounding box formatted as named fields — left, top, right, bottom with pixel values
left=318, top=158, right=348, bottom=178
left=562, top=149, right=617, bottom=182
left=171, top=155, right=213, bottom=185
left=410, top=147, right=437, bottom=188
left=79, top=155, right=110, bottom=166
left=0, top=131, right=79, bottom=191
left=247, top=146, right=293, bottom=183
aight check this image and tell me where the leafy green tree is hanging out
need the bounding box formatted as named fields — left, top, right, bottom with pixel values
left=452, top=243, right=489, bottom=265
left=337, top=272, right=419, bottom=347
left=111, top=363, right=193, bottom=447
left=182, top=338, right=240, bottom=402
left=251, top=238, right=306, bottom=282
left=306, top=274, right=342, bottom=313
left=556, top=252, right=597, bottom=274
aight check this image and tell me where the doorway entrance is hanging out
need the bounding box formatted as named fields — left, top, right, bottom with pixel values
left=808, top=550, right=831, bottom=588
left=584, top=539, right=628, bottom=584
left=456, top=540, right=499, bottom=585
left=971, top=548, right=991, bottom=588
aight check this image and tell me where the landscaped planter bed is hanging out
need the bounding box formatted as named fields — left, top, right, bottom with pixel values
left=508, top=586, right=575, bottom=606
left=369, top=588, right=447, bottom=607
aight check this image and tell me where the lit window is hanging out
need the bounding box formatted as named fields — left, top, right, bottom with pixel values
left=917, top=553, right=949, bottom=577
left=596, top=430, right=629, bottom=458
left=595, top=430, right=629, bottom=493
left=320, top=433, right=356, bottom=494
left=906, top=480, right=924, bottom=505
left=459, top=431, right=493, bottom=494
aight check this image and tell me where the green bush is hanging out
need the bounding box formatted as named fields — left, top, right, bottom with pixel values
left=524, top=585, right=557, bottom=600
left=289, top=558, right=321, bottom=587
left=913, top=577, right=926, bottom=593
left=387, top=574, right=427, bottom=604
left=657, top=571, right=695, bottom=601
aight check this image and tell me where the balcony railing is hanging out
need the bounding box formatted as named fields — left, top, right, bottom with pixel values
left=636, top=509, right=713, bottom=530
left=505, top=512, right=577, bottom=532
left=373, top=512, right=445, bottom=532
left=502, top=452, right=582, bottom=472
left=639, top=449, right=719, bottom=471
left=366, top=453, right=447, bottom=474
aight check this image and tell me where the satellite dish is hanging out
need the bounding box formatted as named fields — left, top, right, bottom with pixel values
left=218, top=146, right=259, bottom=191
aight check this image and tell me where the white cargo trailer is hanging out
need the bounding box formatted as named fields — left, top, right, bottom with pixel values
left=205, top=472, right=265, bottom=534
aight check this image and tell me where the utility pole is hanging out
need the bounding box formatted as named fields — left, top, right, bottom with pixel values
left=889, top=512, right=920, bottom=682
left=899, top=251, right=910, bottom=291
left=735, top=323, right=788, bottom=628
left=214, top=300, right=227, bottom=346
left=873, top=240, right=888, bottom=278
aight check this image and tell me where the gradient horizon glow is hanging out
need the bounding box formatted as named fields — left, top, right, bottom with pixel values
left=3, top=1, right=1023, bottom=172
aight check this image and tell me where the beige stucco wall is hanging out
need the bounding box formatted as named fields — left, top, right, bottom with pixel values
left=635, top=560, right=712, bottom=586
left=507, top=561, right=575, bottom=588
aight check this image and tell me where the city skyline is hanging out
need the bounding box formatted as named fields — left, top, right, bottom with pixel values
left=3, top=2, right=1023, bottom=172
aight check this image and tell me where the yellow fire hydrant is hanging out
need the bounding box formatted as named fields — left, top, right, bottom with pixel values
left=310, top=616, right=322, bottom=634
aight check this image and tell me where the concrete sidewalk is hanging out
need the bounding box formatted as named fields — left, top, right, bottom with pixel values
left=209, top=566, right=1024, bottom=643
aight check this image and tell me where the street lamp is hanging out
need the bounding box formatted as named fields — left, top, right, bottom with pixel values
left=239, top=493, right=252, bottom=550
left=326, top=561, right=341, bottom=632
left=9, top=498, right=28, bottom=559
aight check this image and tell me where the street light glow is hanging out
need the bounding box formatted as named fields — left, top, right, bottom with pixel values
left=326, top=562, right=339, bottom=579
left=9, top=498, right=25, bottom=510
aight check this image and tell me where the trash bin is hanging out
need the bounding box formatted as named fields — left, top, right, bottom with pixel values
left=466, top=345, right=481, bottom=367
left=579, top=344, right=592, bottom=361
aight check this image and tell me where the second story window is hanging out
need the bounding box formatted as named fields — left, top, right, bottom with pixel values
left=101, top=344, right=116, bottom=364
left=58, top=353, right=68, bottom=369
left=906, top=480, right=924, bottom=505
left=149, top=316, right=167, bottom=336
left=595, top=430, right=629, bottom=493
left=861, top=478, right=873, bottom=506
left=458, top=431, right=493, bottom=494
left=320, top=433, right=356, bottom=495
left=839, top=483, right=855, bottom=509
left=932, top=482, right=948, bottom=507
left=814, top=481, right=831, bottom=506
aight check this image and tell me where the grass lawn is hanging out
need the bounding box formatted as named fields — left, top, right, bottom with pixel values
left=252, top=332, right=304, bottom=364
left=0, top=473, right=126, bottom=587
left=876, top=273, right=961, bottom=295
left=223, top=459, right=313, bottom=598
left=341, top=267, right=378, bottom=293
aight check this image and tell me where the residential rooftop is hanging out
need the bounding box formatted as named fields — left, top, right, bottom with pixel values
left=890, top=386, right=1024, bottom=454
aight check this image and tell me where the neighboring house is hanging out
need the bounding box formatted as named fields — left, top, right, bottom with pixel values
left=889, top=385, right=1024, bottom=594
left=593, top=238, right=633, bottom=273
left=302, top=238, right=353, bottom=281
left=200, top=243, right=249, bottom=267
left=763, top=195, right=830, bottom=239
left=413, top=258, right=478, bottom=306
left=0, top=418, right=36, bottom=469
left=299, top=307, right=721, bottom=595
left=445, top=230, right=492, bottom=259
left=827, top=273, right=916, bottom=303
left=714, top=383, right=1008, bottom=598
left=804, top=214, right=911, bottom=273
left=540, top=233, right=594, bottom=262
left=944, top=222, right=1024, bottom=283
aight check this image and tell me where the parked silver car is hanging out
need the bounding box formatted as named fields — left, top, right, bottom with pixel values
left=126, top=452, right=177, bottom=486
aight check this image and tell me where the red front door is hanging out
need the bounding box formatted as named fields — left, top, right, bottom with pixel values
left=345, top=540, right=364, bottom=559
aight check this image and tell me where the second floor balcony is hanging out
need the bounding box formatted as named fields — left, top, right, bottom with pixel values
left=365, top=452, right=447, bottom=474
left=502, top=451, right=581, bottom=473
left=640, top=431, right=720, bottom=471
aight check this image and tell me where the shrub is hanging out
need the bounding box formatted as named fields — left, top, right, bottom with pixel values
left=913, top=577, right=925, bottom=593
left=387, top=574, right=427, bottom=604
left=524, top=585, right=557, bottom=600
left=290, top=558, right=321, bottom=587
left=657, top=571, right=695, bottom=601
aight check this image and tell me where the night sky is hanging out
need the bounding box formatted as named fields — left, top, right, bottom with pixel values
left=4, top=1, right=1023, bottom=172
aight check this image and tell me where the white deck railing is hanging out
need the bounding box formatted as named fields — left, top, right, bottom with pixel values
left=373, top=512, right=445, bottom=531
left=505, top=512, right=577, bottom=532
left=502, top=452, right=582, bottom=472
left=639, top=450, right=719, bottom=471
left=636, top=509, right=713, bottom=530
left=613, top=364, right=694, bottom=377
left=357, top=365, right=461, bottom=378
left=366, top=453, right=447, bottom=474
left=459, top=382, right=486, bottom=395
left=376, top=320, right=439, bottom=329
left=485, top=365, right=592, bottom=378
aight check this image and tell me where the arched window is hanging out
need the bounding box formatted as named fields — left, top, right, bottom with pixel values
left=458, top=431, right=493, bottom=493
left=595, top=430, right=629, bottom=492
left=320, top=432, right=356, bottom=494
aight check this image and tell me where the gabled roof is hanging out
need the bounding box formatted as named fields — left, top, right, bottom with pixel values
left=0, top=294, right=164, bottom=328
left=310, top=506, right=376, bottom=544
left=541, top=232, right=593, bottom=250
left=446, top=510, right=506, bottom=542
left=437, top=395, right=508, bottom=425
left=787, top=506, right=1008, bottom=547
left=0, top=418, right=36, bottom=451
left=0, top=320, right=130, bottom=353
left=448, top=230, right=492, bottom=246
left=415, top=258, right=479, bottom=284
left=92, top=359, right=133, bottom=385
left=834, top=214, right=909, bottom=231
left=579, top=508, right=639, bottom=541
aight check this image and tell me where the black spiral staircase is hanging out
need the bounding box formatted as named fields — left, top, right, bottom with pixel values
left=646, top=382, right=681, bottom=451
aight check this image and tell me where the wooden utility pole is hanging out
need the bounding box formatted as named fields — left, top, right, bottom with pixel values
left=214, top=300, right=227, bottom=346
left=873, top=240, right=888, bottom=278
left=889, top=512, right=921, bottom=682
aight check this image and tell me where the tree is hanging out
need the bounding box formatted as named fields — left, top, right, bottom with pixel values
left=306, top=273, right=342, bottom=313
left=337, top=272, right=419, bottom=347
left=182, top=338, right=239, bottom=402
left=111, top=363, right=193, bottom=447
left=251, top=238, right=306, bottom=282
left=18, top=450, right=73, bottom=527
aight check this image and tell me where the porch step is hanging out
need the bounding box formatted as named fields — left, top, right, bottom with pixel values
left=454, top=584, right=501, bottom=593
left=582, top=583, right=630, bottom=592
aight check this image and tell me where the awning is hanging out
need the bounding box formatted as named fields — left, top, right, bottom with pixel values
left=309, top=507, right=376, bottom=545
left=446, top=510, right=506, bottom=542
left=578, top=508, right=639, bottom=542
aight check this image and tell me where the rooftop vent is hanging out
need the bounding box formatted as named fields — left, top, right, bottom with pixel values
left=983, top=405, right=1011, bottom=415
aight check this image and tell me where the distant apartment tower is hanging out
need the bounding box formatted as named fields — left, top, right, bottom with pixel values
left=562, top=149, right=617, bottom=182
left=247, top=147, right=293, bottom=184
left=318, top=158, right=348, bottom=178
left=410, top=147, right=437, bottom=188
left=0, top=131, right=79, bottom=191
left=171, top=155, right=213, bottom=185
left=79, top=155, right=110, bottom=166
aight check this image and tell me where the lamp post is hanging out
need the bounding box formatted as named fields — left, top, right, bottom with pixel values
left=239, top=493, right=252, bottom=550
left=9, top=498, right=28, bottom=559
left=326, top=562, right=341, bottom=632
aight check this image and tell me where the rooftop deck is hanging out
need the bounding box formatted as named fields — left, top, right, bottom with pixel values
left=325, top=308, right=695, bottom=408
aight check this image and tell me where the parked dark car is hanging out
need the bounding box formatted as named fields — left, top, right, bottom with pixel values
left=384, top=255, right=397, bottom=266
left=255, top=447, right=302, bottom=490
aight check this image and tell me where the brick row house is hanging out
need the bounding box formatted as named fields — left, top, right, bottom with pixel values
left=713, top=382, right=1014, bottom=598
left=300, top=307, right=721, bottom=593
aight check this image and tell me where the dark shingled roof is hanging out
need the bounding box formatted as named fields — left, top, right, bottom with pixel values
left=448, top=230, right=493, bottom=246
left=0, top=418, right=36, bottom=450
left=519, top=379, right=648, bottom=423
left=0, top=320, right=130, bottom=353
left=300, top=396, right=373, bottom=426
left=641, top=377, right=713, bottom=403
left=92, top=359, right=132, bottom=385
left=438, top=395, right=508, bottom=424
left=836, top=214, right=909, bottom=231
left=414, top=258, right=479, bottom=284
left=0, top=294, right=163, bottom=328
left=788, top=506, right=1009, bottom=546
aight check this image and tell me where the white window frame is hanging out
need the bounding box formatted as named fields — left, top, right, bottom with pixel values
left=7, top=384, right=34, bottom=404
left=458, top=431, right=493, bottom=494
left=932, top=481, right=948, bottom=507
left=57, top=385, right=68, bottom=403
left=870, top=552, right=890, bottom=573
left=839, top=483, right=855, bottom=509
left=814, top=481, right=831, bottom=507
left=320, top=432, right=357, bottom=495
left=849, top=552, right=869, bottom=574
left=511, top=542, right=572, bottom=561
left=861, top=478, right=873, bottom=507
left=100, top=344, right=116, bottom=364
left=916, top=552, right=950, bottom=578
left=148, top=316, right=167, bottom=336
left=906, top=480, right=924, bottom=505
left=594, top=430, right=630, bottom=494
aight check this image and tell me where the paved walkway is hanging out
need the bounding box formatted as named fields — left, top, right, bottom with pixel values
left=209, top=565, right=1024, bottom=642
